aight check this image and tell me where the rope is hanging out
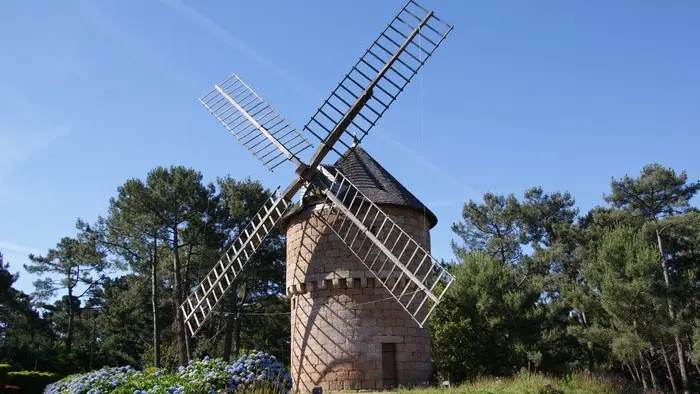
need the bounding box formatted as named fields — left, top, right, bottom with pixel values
left=419, top=34, right=425, bottom=159
left=418, top=32, right=429, bottom=246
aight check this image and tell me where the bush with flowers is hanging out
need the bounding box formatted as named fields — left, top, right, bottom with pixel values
left=44, top=350, right=292, bottom=394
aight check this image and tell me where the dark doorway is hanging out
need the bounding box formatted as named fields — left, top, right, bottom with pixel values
left=382, top=343, right=397, bottom=389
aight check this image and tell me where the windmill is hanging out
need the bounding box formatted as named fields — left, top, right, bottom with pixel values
left=182, top=0, right=455, bottom=390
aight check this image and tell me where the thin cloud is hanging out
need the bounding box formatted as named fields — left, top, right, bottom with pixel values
left=375, top=132, right=480, bottom=201
left=0, top=242, right=48, bottom=297
left=0, top=124, right=71, bottom=175
left=0, top=124, right=71, bottom=202
left=158, top=0, right=319, bottom=99
left=0, top=241, right=43, bottom=257
left=76, top=1, right=192, bottom=89
left=426, top=199, right=457, bottom=208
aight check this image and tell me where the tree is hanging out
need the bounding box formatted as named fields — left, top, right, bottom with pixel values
left=567, top=207, right=645, bottom=373
left=605, top=163, right=700, bottom=393
left=92, top=175, right=171, bottom=367
left=92, top=275, right=154, bottom=368
left=605, top=164, right=700, bottom=219
left=439, top=187, right=592, bottom=382
left=430, top=252, right=543, bottom=382
left=25, top=232, right=108, bottom=355
left=136, top=166, right=218, bottom=365
left=0, top=252, right=14, bottom=295
left=0, top=252, right=57, bottom=371
left=451, top=193, right=522, bottom=265
left=519, top=187, right=578, bottom=248
left=519, top=187, right=579, bottom=295
left=84, top=168, right=285, bottom=367
left=583, top=225, right=665, bottom=390
left=213, top=176, right=287, bottom=362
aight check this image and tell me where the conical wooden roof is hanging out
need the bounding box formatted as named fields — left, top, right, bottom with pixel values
left=280, top=146, right=437, bottom=230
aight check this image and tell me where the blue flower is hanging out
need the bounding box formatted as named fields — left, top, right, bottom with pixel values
left=45, top=350, right=292, bottom=394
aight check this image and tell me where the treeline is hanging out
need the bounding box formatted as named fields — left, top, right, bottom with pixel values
left=431, top=163, right=700, bottom=393
left=1, top=163, right=699, bottom=393
left=0, top=166, right=289, bottom=374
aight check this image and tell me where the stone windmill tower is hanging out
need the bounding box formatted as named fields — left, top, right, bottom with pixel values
left=280, top=146, right=439, bottom=391
left=181, top=1, right=455, bottom=392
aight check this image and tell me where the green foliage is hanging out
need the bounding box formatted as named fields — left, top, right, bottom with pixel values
left=451, top=193, right=522, bottom=264
left=7, top=371, right=61, bottom=393
left=584, top=226, right=662, bottom=320
left=0, top=363, right=8, bottom=387
left=692, top=324, right=700, bottom=365
left=604, top=163, right=700, bottom=219
left=430, top=252, right=544, bottom=382
left=432, top=163, right=700, bottom=392
left=24, top=235, right=108, bottom=302
left=0, top=254, right=59, bottom=372
left=23, top=231, right=110, bottom=360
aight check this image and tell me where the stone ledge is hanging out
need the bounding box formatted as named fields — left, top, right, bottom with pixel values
left=374, top=335, right=403, bottom=343
left=286, top=271, right=412, bottom=296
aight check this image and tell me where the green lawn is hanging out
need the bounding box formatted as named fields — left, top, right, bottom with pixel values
left=394, top=373, right=644, bottom=394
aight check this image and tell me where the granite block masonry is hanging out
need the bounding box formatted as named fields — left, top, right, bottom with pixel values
left=280, top=146, right=439, bottom=393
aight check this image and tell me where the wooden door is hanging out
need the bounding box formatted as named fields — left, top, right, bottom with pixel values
left=382, top=343, right=397, bottom=389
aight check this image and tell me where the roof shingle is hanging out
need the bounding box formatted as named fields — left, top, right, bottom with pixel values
left=280, top=146, right=438, bottom=230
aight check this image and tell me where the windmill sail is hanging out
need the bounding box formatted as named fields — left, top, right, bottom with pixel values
left=302, top=0, right=453, bottom=157
left=189, top=0, right=455, bottom=340
left=180, top=189, right=292, bottom=336
left=199, top=73, right=313, bottom=171
left=313, top=167, right=454, bottom=327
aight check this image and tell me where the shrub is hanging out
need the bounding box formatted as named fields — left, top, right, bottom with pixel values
left=43, top=366, right=140, bottom=394
left=8, top=371, right=61, bottom=394
left=0, top=364, right=9, bottom=388
left=178, top=352, right=292, bottom=393
left=43, top=350, right=292, bottom=394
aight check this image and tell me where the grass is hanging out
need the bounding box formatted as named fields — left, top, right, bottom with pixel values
left=393, top=372, right=644, bottom=394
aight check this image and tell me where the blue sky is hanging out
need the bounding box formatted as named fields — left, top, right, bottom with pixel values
left=1, top=0, right=698, bottom=296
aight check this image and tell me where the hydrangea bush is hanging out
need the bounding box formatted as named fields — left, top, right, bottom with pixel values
left=44, top=351, right=292, bottom=394
left=44, top=366, right=141, bottom=394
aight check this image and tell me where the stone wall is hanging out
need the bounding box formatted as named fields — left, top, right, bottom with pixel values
left=284, top=204, right=434, bottom=392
